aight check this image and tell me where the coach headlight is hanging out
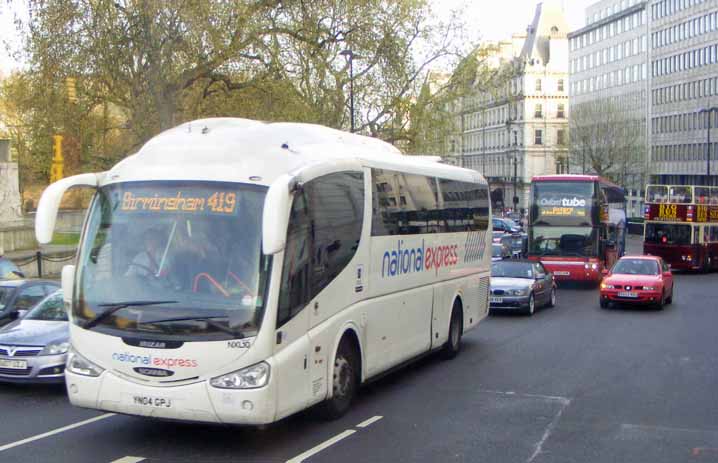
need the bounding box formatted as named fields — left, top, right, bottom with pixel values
left=66, top=349, right=104, bottom=377
left=210, top=362, right=270, bottom=389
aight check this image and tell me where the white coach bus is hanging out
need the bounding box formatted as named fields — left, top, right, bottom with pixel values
left=35, top=118, right=491, bottom=424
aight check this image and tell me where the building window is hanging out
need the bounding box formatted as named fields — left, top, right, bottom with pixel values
left=558, top=79, right=564, bottom=92
left=557, top=104, right=565, bottom=119
left=535, top=79, right=542, bottom=92
left=557, top=129, right=566, bottom=146
left=535, top=129, right=543, bottom=145
left=534, top=104, right=543, bottom=118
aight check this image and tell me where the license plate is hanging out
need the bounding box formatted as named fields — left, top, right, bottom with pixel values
left=490, top=297, right=503, bottom=303
left=131, top=395, right=173, bottom=408
left=0, top=358, right=27, bottom=370
left=554, top=271, right=570, bottom=276
left=619, top=292, right=638, bottom=298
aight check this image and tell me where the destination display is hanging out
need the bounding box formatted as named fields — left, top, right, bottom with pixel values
left=118, top=190, right=238, bottom=215
left=645, top=203, right=718, bottom=222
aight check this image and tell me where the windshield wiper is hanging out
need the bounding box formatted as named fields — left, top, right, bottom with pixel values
left=143, top=316, right=246, bottom=337
left=82, top=300, right=178, bottom=329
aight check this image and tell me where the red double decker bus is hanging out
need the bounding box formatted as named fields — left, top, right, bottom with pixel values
left=527, top=175, right=627, bottom=282
left=644, top=185, right=718, bottom=271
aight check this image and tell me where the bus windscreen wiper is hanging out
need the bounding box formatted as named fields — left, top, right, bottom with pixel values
left=143, top=316, right=246, bottom=337
left=82, top=300, right=178, bottom=329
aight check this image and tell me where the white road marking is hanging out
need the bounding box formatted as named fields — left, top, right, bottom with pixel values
left=110, top=458, right=145, bottom=463
left=286, top=430, right=356, bottom=463
left=0, top=413, right=116, bottom=453
left=481, top=389, right=571, bottom=405
left=621, top=423, right=718, bottom=436
left=356, top=415, right=383, bottom=428
left=526, top=397, right=571, bottom=463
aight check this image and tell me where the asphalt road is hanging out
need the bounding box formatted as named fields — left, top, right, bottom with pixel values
left=0, top=241, right=717, bottom=462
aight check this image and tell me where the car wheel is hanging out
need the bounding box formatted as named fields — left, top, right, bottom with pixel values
left=666, top=286, right=673, bottom=304
left=442, top=303, right=463, bottom=360
left=318, top=339, right=359, bottom=420
left=526, top=293, right=535, bottom=316
left=547, top=288, right=556, bottom=308
left=655, top=291, right=665, bottom=311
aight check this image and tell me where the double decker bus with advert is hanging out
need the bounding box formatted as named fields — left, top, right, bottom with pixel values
left=644, top=184, right=718, bottom=271
left=34, top=118, right=492, bottom=425
left=527, top=175, right=626, bottom=282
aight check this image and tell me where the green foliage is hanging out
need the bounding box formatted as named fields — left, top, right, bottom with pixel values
left=2, top=0, right=476, bottom=193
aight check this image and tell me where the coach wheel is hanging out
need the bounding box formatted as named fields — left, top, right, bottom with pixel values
left=318, top=339, right=359, bottom=420
left=442, top=302, right=463, bottom=360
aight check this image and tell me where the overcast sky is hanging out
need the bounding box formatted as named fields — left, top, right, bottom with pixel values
left=0, top=0, right=595, bottom=75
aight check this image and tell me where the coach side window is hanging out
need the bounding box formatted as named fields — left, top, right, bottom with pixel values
left=305, top=172, right=365, bottom=297
left=277, top=190, right=313, bottom=327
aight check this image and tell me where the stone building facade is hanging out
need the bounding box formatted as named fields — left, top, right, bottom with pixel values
left=453, top=1, right=570, bottom=211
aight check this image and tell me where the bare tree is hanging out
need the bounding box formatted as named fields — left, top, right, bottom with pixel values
left=569, top=98, right=645, bottom=184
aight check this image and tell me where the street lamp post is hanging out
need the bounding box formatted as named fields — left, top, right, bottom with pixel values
left=340, top=49, right=356, bottom=133
left=700, top=107, right=718, bottom=185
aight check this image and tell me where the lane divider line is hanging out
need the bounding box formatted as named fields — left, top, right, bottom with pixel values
left=286, top=430, right=356, bottom=463
left=0, top=413, right=116, bottom=453
left=526, top=398, right=571, bottom=463
left=356, top=415, right=383, bottom=428
left=110, top=457, right=146, bottom=463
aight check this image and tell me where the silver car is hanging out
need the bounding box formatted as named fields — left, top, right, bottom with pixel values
left=0, top=290, right=68, bottom=383
left=490, top=260, right=556, bottom=316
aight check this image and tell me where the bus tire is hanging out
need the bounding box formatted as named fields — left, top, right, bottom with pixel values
left=318, top=337, right=359, bottom=420
left=442, top=302, right=463, bottom=360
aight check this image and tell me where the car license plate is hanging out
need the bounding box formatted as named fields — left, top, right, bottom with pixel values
left=0, top=358, right=27, bottom=370
left=619, top=292, right=638, bottom=298
left=490, top=297, right=503, bottom=303
left=131, top=395, right=173, bottom=408
left=554, top=271, right=570, bottom=276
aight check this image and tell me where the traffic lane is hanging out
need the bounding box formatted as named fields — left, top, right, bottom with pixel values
left=316, top=272, right=718, bottom=463
left=0, top=382, right=107, bottom=446
left=2, top=270, right=716, bottom=463
left=0, top=387, right=399, bottom=463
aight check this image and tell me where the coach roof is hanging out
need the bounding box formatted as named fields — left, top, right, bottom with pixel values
left=105, top=118, right=485, bottom=186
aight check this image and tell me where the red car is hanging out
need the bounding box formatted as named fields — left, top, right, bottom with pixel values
left=599, top=255, right=674, bottom=310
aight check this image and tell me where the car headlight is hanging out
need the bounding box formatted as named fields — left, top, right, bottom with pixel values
left=508, top=288, right=528, bottom=296
left=601, top=284, right=615, bottom=289
left=40, top=342, right=70, bottom=356
left=643, top=286, right=656, bottom=291
left=210, top=362, right=270, bottom=389
left=66, top=349, right=104, bottom=377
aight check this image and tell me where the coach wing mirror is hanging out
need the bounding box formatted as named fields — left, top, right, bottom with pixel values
left=35, top=173, right=100, bottom=244
left=263, top=174, right=294, bottom=255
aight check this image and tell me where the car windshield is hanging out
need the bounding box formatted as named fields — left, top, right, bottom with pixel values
left=612, top=259, right=659, bottom=276
left=0, top=259, right=20, bottom=278
left=0, top=287, right=14, bottom=311
left=25, top=291, right=67, bottom=321
left=645, top=223, right=692, bottom=245
left=492, top=261, right=534, bottom=279
left=529, top=226, right=597, bottom=257
left=75, top=181, right=270, bottom=341
left=492, top=244, right=504, bottom=257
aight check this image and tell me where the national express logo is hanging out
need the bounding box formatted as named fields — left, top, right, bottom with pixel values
left=381, top=240, right=459, bottom=277
left=112, top=352, right=198, bottom=369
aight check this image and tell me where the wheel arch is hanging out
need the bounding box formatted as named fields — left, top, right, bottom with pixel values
left=327, top=322, right=364, bottom=399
